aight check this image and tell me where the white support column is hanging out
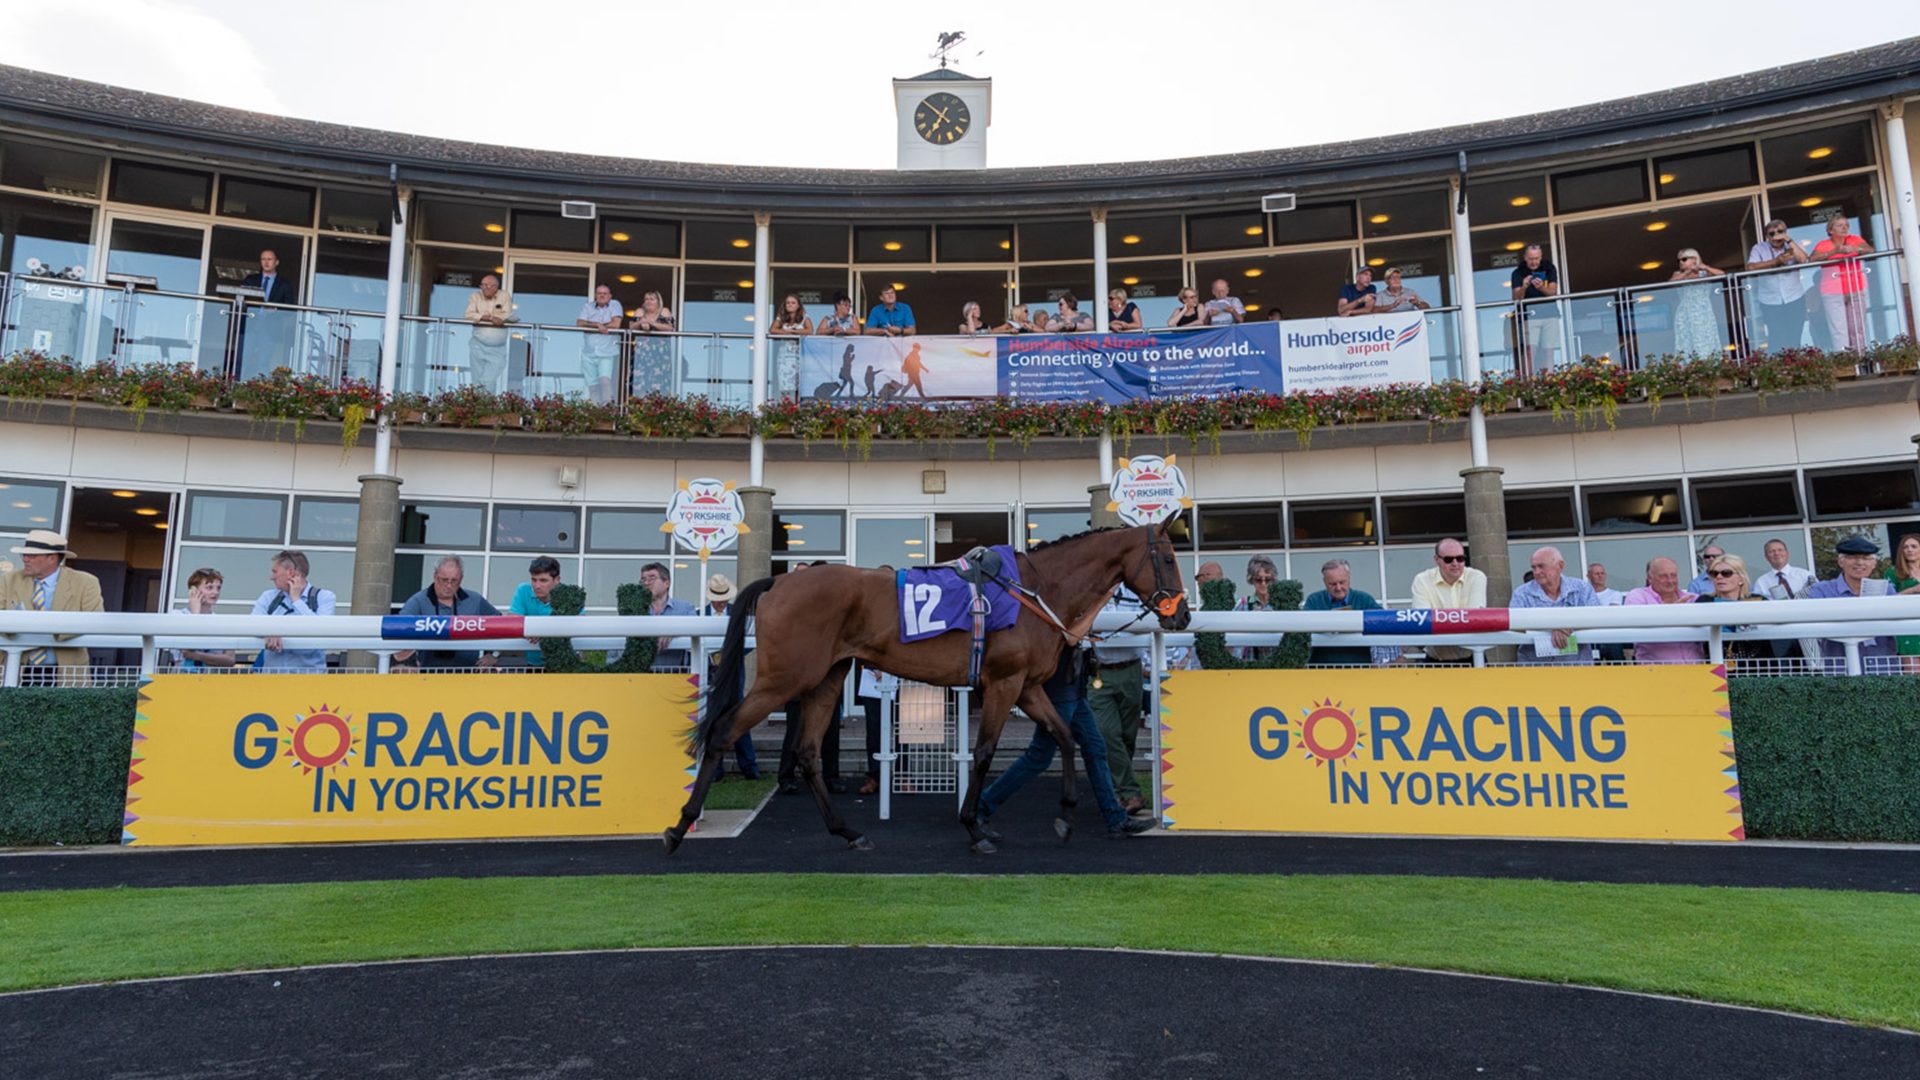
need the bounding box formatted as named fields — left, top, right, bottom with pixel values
left=372, top=181, right=409, bottom=476
left=1883, top=102, right=1920, bottom=338
left=1093, top=207, right=1115, bottom=482
left=1093, top=208, right=1110, bottom=332
left=749, top=211, right=771, bottom=487
left=1450, top=173, right=1489, bottom=469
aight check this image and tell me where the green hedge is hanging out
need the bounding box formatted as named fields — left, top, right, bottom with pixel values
left=1729, top=676, right=1920, bottom=842
left=0, top=688, right=137, bottom=845
left=2, top=679, right=1914, bottom=846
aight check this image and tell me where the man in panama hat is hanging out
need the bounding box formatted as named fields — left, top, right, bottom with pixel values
left=0, top=529, right=105, bottom=685
left=700, top=573, right=758, bottom=780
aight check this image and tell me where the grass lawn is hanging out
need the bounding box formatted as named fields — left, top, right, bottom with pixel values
left=703, top=777, right=775, bottom=811
left=3, top=873, right=1916, bottom=1030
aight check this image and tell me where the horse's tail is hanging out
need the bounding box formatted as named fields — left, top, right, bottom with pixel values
left=688, top=576, right=777, bottom=758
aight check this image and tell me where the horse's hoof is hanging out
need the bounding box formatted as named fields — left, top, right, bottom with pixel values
left=847, top=835, right=874, bottom=851
left=661, top=829, right=683, bottom=855
left=1053, top=817, right=1073, bottom=841
left=970, top=838, right=998, bottom=854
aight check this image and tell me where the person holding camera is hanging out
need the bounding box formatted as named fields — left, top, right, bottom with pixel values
left=1509, top=244, right=1560, bottom=375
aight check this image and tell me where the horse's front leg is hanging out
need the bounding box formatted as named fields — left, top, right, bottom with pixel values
left=798, top=661, right=870, bottom=850
left=666, top=686, right=784, bottom=855
left=1015, top=683, right=1077, bottom=842
left=961, top=680, right=1018, bottom=853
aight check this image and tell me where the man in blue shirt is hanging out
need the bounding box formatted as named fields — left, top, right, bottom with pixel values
left=393, top=555, right=501, bottom=671
left=1685, top=544, right=1726, bottom=596
left=1336, top=267, right=1378, bottom=317
left=508, top=556, right=562, bottom=666
left=1805, top=536, right=1895, bottom=666
left=1509, top=545, right=1598, bottom=664
left=249, top=549, right=336, bottom=673
left=1301, top=558, right=1386, bottom=665
left=1509, top=243, right=1561, bottom=373
left=640, top=561, right=696, bottom=672
left=863, top=285, right=916, bottom=337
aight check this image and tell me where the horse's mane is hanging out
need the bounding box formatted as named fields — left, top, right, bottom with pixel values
left=1029, top=525, right=1130, bottom=550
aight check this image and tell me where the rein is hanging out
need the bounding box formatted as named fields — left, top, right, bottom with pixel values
left=990, top=529, right=1187, bottom=646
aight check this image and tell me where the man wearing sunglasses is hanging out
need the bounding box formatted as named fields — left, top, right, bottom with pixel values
left=1744, top=218, right=1811, bottom=351
left=1407, top=538, right=1485, bottom=664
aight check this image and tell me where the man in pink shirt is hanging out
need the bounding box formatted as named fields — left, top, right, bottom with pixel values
left=1624, top=556, right=1704, bottom=663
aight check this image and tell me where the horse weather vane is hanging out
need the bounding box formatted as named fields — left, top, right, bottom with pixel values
left=931, top=31, right=966, bottom=69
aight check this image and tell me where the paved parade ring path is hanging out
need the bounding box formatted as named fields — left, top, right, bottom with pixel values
left=3, top=946, right=1913, bottom=1079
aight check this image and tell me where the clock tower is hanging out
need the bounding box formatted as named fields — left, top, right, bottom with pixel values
left=894, top=68, right=991, bottom=171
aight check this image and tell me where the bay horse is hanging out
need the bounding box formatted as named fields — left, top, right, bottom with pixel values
left=663, top=521, right=1191, bottom=853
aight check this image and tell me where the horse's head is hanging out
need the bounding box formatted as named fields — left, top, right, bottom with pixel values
left=1124, top=521, right=1191, bottom=631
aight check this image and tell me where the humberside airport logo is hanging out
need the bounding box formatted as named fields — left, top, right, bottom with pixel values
left=1285, top=317, right=1423, bottom=357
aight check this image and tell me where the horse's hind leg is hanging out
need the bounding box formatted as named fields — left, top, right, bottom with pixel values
left=798, top=659, right=870, bottom=850
left=1016, top=683, right=1078, bottom=842
left=664, top=686, right=785, bottom=854
left=960, top=680, right=1019, bottom=853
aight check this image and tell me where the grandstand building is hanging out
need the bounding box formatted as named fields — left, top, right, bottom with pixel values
left=0, top=40, right=1916, bottom=632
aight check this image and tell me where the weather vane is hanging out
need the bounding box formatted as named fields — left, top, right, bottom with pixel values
left=931, top=31, right=966, bottom=69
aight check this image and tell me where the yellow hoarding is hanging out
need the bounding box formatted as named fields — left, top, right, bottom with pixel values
left=123, top=675, right=697, bottom=846
left=1160, top=666, right=1741, bottom=841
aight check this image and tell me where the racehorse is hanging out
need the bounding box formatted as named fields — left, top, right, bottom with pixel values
left=663, top=521, right=1191, bottom=853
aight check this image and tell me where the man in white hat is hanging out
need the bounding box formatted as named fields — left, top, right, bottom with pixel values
left=700, top=573, right=758, bottom=780
left=0, top=529, right=105, bottom=685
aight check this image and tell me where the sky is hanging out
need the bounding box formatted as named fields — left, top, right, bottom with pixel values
left=1, top=1, right=1916, bottom=170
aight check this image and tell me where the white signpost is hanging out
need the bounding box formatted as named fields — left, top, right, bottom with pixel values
left=660, top=478, right=750, bottom=591
left=1106, top=455, right=1193, bottom=526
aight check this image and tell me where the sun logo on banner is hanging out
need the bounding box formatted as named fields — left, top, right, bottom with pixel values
left=1295, top=698, right=1365, bottom=767
left=281, top=704, right=360, bottom=777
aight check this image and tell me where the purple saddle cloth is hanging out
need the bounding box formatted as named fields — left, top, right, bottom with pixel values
left=896, top=545, right=1022, bottom=643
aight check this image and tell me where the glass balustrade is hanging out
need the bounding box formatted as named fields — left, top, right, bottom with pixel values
left=1421, top=307, right=1463, bottom=383
left=119, top=290, right=230, bottom=373
left=2, top=276, right=122, bottom=363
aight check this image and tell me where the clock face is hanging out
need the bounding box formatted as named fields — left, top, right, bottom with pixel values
left=913, top=92, right=972, bottom=145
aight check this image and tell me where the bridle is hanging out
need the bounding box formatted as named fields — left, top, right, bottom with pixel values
left=996, top=526, right=1187, bottom=645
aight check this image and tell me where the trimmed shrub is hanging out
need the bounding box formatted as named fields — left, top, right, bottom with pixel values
left=1729, top=676, right=1920, bottom=841
left=0, top=688, right=137, bottom=845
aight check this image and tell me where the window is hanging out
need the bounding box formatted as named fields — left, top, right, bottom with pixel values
left=0, top=477, right=63, bottom=532
left=219, top=176, right=314, bottom=227
left=0, top=193, right=92, bottom=280
left=585, top=507, right=669, bottom=554
left=1108, top=259, right=1186, bottom=326
left=855, top=225, right=929, bottom=262
left=1187, top=209, right=1267, bottom=252
left=108, top=160, right=211, bottom=212
left=936, top=224, right=1013, bottom=263
left=1023, top=507, right=1089, bottom=548
left=1272, top=201, right=1357, bottom=245
left=1016, top=263, right=1092, bottom=309
left=685, top=219, right=756, bottom=261
left=1016, top=220, right=1091, bottom=262
left=772, top=223, right=848, bottom=263
left=0, top=138, right=102, bottom=198
left=1361, top=236, right=1452, bottom=307
left=1381, top=496, right=1466, bottom=542
left=415, top=198, right=506, bottom=246
left=1653, top=144, right=1756, bottom=199
left=1290, top=500, right=1376, bottom=545
left=292, top=497, right=360, bottom=545
left=492, top=505, right=581, bottom=552
left=1583, top=483, right=1685, bottom=533
left=398, top=500, right=487, bottom=549
left=310, top=236, right=389, bottom=311
left=1552, top=161, right=1649, bottom=214
left=599, top=217, right=679, bottom=258
left=319, top=186, right=390, bottom=236
left=1360, top=190, right=1448, bottom=239
left=773, top=511, right=845, bottom=555
left=1193, top=249, right=1349, bottom=321
left=184, top=492, right=286, bottom=543
left=1504, top=489, right=1577, bottom=537
left=1690, top=474, right=1801, bottom=526
left=1109, top=214, right=1181, bottom=257
left=1198, top=502, right=1284, bottom=548
left=1468, top=175, right=1547, bottom=225
left=1762, top=122, right=1874, bottom=184
left=512, top=209, right=593, bottom=252
left=1806, top=465, right=1920, bottom=519
left=770, top=268, right=850, bottom=312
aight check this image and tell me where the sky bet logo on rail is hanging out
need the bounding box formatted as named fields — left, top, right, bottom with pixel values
left=1157, top=667, right=1742, bottom=842
left=121, top=674, right=694, bottom=846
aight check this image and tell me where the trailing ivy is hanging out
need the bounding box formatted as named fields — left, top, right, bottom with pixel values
left=1192, top=578, right=1312, bottom=670
left=533, top=583, right=660, bottom=673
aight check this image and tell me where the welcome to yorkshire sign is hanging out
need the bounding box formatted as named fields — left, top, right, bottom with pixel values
left=122, top=675, right=698, bottom=846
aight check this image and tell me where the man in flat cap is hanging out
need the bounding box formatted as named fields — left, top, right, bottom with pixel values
left=1804, top=535, right=1895, bottom=669
left=0, top=529, right=105, bottom=685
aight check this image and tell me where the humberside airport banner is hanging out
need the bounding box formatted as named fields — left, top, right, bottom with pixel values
left=796, top=315, right=1430, bottom=403
left=1159, top=666, right=1742, bottom=842
left=121, top=675, right=697, bottom=846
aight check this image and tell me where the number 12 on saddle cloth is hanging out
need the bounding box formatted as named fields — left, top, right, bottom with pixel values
left=896, top=544, right=1022, bottom=643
